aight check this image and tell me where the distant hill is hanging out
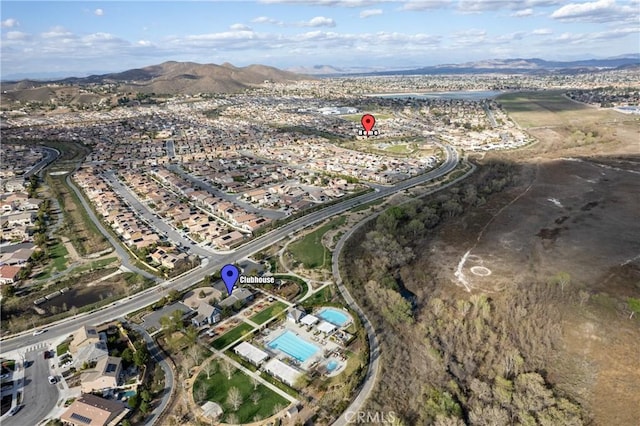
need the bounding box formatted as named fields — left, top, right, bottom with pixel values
left=320, top=56, right=640, bottom=76
left=1, top=61, right=311, bottom=96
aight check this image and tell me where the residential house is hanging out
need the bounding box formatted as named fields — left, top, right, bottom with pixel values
left=219, top=287, right=254, bottom=309
left=0, top=265, right=22, bottom=285
left=59, top=393, right=128, bottom=426
left=80, top=356, right=123, bottom=393
left=191, top=303, right=221, bottom=327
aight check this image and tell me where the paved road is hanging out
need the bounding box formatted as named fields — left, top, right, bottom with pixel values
left=3, top=347, right=59, bottom=426
left=24, top=146, right=60, bottom=178
left=102, top=171, right=214, bottom=259
left=130, top=325, right=175, bottom=426
left=65, top=172, right=158, bottom=282
left=331, top=221, right=381, bottom=426
left=166, top=140, right=175, bottom=159
left=332, top=159, right=476, bottom=425
left=0, top=145, right=458, bottom=354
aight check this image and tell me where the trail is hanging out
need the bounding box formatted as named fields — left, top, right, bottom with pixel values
left=455, top=164, right=539, bottom=290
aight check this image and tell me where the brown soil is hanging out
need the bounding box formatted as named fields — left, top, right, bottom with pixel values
left=423, top=157, right=640, bottom=425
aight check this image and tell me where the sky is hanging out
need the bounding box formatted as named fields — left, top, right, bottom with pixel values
left=1, top=0, right=639, bottom=78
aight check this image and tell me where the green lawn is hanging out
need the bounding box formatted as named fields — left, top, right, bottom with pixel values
left=56, top=342, right=70, bottom=356
left=351, top=199, right=384, bottom=212
left=302, top=285, right=334, bottom=307
left=212, top=323, right=254, bottom=350
left=34, top=239, right=69, bottom=280
left=341, top=112, right=394, bottom=122
left=385, top=143, right=413, bottom=154
left=289, top=217, right=346, bottom=269
left=249, top=301, right=287, bottom=325
left=193, top=360, right=289, bottom=423
left=74, top=257, right=118, bottom=273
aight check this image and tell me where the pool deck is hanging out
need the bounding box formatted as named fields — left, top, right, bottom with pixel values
left=259, top=321, right=341, bottom=371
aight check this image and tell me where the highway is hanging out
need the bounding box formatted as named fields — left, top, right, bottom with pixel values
left=0, top=145, right=458, bottom=355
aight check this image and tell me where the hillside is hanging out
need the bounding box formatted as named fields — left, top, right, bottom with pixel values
left=0, top=61, right=310, bottom=100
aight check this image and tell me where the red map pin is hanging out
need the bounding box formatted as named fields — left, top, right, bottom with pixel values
left=361, top=114, right=376, bottom=134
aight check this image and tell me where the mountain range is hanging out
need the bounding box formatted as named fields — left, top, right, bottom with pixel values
left=1, top=61, right=307, bottom=95
left=1, top=56, right=638, bottom=105
left=288, top=55, right=640, bottom=76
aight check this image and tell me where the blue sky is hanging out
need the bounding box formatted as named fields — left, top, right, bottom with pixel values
left=1, top=0, right=639, bottom=78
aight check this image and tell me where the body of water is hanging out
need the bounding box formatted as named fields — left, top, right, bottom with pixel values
left=317, top=307, right=350, bottom=326
left=369, top=90, right=504, bottom=100
left=268, top=330, right=319, bottom=362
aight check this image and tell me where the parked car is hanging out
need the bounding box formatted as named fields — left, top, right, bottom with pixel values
left=43, top=350, right=53, bottom=359
left=48, top=375, right=57, bottom=384
left=7, top=405, right=22, bottom=416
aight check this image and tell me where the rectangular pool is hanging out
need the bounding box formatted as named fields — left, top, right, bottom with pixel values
left=267, top=330, right=319, bottom=362
left=317, top=308, right=349, bottom=327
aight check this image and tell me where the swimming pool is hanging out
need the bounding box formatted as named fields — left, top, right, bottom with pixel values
left=326, top=359, right=339, bottom=372
left=268, top=330, right=319, bottom=362
left=317, top=308, right=349, bottom=326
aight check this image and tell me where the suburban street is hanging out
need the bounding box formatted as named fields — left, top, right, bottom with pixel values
left=65, top=171, right=159, bottom=281
left=101, top=170, right=214, bottom=259
left=3, top=347, right=59, bottom=426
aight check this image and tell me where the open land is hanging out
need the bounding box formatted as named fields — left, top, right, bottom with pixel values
left=342, top=92, right=640, bottom=425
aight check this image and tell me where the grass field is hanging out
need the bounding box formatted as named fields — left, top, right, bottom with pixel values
left=498, top=91, right=639, bottom=156
left=47, top=174, right=110, bottom=256
left=341, top=112, right=394, bottom=122
left=193, top=359, right=289, bottom=423
left=384, top=143, right=413, bottom=154
left=211, top=323, right=254, bottom=350
left=74, top=257, right=119, bottom=273
left=34, top=239, right=69, bottom=280
left=351, top=199, right=384, bottom=212
left=249, top=301, right=287, bottom=325
left=289, top=216, right=347, bottom=269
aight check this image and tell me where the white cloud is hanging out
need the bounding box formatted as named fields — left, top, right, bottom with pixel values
left=230, top=23, right=253, bottom=31
left=137, top=40, right=153, bottom=46
left=401, top=0, right=452, bottom=10
left=532, top=28, right=553, bottom=35
left=251, top=16, right=283, bottom=25
left=6, top=31, right=31, bottom=41
left=554, top=27, right=639, bottom=44
left=41, top=26, right=75, bottom=39
left=298, top=16, right=336, bottom=27
left=550, top=0, right=637, bottom=23
left=1, top=18, right=19, bottom=28
left=259, top=0, right=386, bottom=6
left=94, top=8, right=104, bottom=16
left=511, top=8, right=533, bottom=17
left=360, top=8, right=383, bottom=17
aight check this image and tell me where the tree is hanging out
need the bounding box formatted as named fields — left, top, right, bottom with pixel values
left=194, top=385, right=207, bottom=404
left=185, top=326, right=198, bottom=345
left=140, top=401, right=150, bottom=413
left=226, top=413, right=239, bottom=425
left=251, top=392, right=261, bottom=405
left=140, top=389, right=152, bottom=403
left=187, top=344, right=202, bottom=366
left=133, top=345, right=149, bottom=367
left=251, top=375, right=260, bottom=390
left=272, top=403, right=285, bottom=416
left=204, top=360, right=217, bottom=379
left=128, top=394, right=139, bottom=408
left=221, top=360, right=235, bottom=380
left=554, top=272, right=571, bottom=294
left=227, top=386, right=242, bottom=411
left=121, top=347, right=134, bottom=364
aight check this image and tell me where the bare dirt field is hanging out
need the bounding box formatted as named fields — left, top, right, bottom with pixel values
left=418, top=92, right=640, bottom=424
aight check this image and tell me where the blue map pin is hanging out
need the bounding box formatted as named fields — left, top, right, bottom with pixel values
left=221, top=264, right=239, bottom=296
